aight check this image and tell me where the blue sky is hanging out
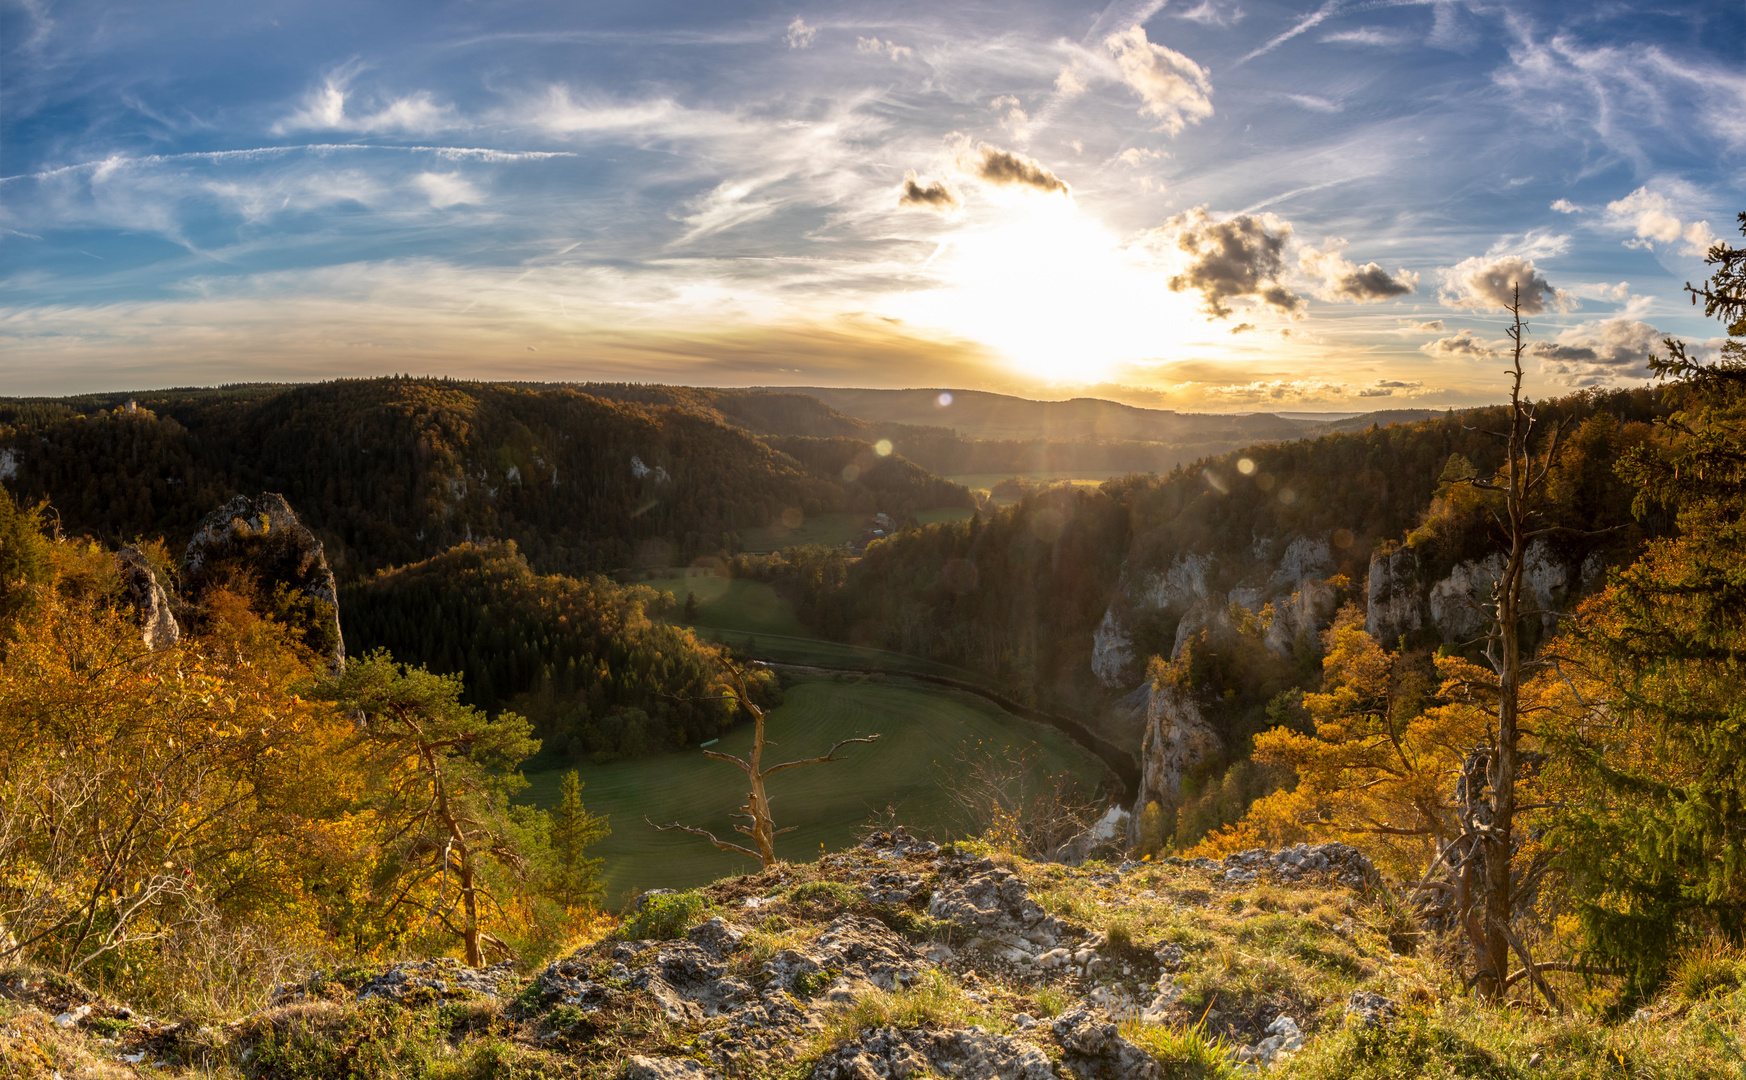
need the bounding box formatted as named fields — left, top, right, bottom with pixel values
left=2, top=0, right=1740, bottom=408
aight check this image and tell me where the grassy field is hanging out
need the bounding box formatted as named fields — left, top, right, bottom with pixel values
left=948, top=472, right=1118, bottom=505
left=740, top=511, right=860, bottom=551
left=519, top=674, right=1108, bottom=908
left=642, top=575, right=812, bottom=638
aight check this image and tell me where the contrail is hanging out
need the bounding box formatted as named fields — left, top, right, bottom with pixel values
left=1, top=143, right=574, bottom=184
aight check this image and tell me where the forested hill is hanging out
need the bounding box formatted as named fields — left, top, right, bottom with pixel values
left=810, top=384, right=1672, bottom=723
left=0, top=378, right=971, bottom=578
left=579, top=383, right=1384, bottom=478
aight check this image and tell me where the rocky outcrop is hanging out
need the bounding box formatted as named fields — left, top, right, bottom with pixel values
left=816, top=1026, right=1056, bottom=1080
left=1090, top=610, right=1134, bottom=688
left=1264, top=576, right=1337, bottom=656
left=183, top=493, right=344, bottom=672
left=1375, top=538, right=1575, bottom=646
left=1099, top=535, right=1346, bottom=695
left=1365, top=546, right=1425, bottom=644
left=1052, top=1006, right=1162, bottom=1080
left=114, top=546, right=179, bottom=651
left=929, top=858, right=1067, bottom=955
left=1128, top=682, right=1221, bottom=834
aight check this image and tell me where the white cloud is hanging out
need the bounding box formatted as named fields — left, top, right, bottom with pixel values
left=785, top=17, right=817, bottom=49
left=1104, top=26, right=1213, bottom=135
left=1604, top=187, right=1717, bottom=256
left=1054, top=65, right=1088, bottom=97
left=1550, top=198, right=1580, bottom=213
left=1421, top=329, right=1502, bottom=359
left=1176, top=0, right=1244, bottom=26
left=1321, top=27, right=1409, bottom=47
left=1439, top=254, right=1574, bottom=314
left=1299, top=238, right=1417, bottom=303
left=413, top=172, right=481, bottom=209
left=673, top=177, right=780, bottom=244
left=1531, top=317, right=1664, bottom=384
left=857, top=37, right=913, bottom=60
left=273, top=74, right=458, bottom=135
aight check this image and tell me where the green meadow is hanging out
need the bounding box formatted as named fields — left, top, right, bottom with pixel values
left=519, top=674, right=1108, bottom=908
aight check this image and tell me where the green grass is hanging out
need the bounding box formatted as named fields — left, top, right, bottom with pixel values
left=645, top=576, right=812, bottom=638
left=519, top=675, right=1107, bottom=909
left=947, top=472, right=1120, bottom=504
left=741, top=511, right=862, bottom=552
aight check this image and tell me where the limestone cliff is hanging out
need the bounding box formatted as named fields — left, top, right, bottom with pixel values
left=1370, top=537, right=1575, bottom=646
left=184, top=493, right=345, bottom=672
left=114, top=546, right=180, bottom=651
left=1125, top=681, right=1222, bottom=837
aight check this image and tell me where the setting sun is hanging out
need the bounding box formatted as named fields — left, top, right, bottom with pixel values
left=892, top=197, right=1207, bottom=383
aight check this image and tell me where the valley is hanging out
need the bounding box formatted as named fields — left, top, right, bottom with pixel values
left=517, top=673, right=1107, bottom=906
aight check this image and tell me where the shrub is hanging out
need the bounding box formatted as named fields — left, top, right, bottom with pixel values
left=619, top=891, right=713, bottom=941
left=1673, top=938, right=1746, bottom=1001
left=786, top=880, right=862, bottom=916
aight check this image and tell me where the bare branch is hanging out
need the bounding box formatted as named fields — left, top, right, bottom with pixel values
left=646, top=816, right=762, bottom=862
left=762, top=735, right=881, bottom=778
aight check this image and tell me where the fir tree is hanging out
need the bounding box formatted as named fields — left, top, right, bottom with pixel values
left=545, top=770, right=608, bottom=910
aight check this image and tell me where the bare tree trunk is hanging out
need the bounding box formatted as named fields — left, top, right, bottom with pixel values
left=651, top=660, right=877, bottom=870
left=1468, top=283, right=1564, bottom=1001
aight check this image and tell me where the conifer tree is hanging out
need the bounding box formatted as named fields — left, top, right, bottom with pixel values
left=545, top=770, right=608, bottom=909
left=1548, top=212, right=1746, bottom=997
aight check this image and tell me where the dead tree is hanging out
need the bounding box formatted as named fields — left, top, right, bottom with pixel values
left=649, top=661, right=878, bottom=870
left=1450, top=282, right=1572, bottom=1001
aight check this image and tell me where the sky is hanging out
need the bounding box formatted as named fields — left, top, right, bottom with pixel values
left=2, top=0, right=1741, bottom=410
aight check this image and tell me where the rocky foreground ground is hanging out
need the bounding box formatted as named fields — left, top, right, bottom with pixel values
left=4, top=832, right=1744, bottom=1079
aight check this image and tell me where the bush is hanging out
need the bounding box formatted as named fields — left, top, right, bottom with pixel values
left=1673, top=938, right=1746, bottom=1001
left=787, top=881, right=861, bottom=916
left=619, top=891, right=713, bottom=941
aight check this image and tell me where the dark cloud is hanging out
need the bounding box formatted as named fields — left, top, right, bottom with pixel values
left=1162, top=206, right=1303, bottom=318
left=1439, top=254, right=1573, bottom=313
left=1531, top=318, right=1662, bottom=384
left=1229, top=322, right=1255, bottom=334
left=972, top=146, right=1068, bottom=195
left=898, top=171, right=959, bottom=211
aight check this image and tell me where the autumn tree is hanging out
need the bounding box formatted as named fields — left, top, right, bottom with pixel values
left=1193, top=606, right=1497, bottom=883
left=0, top=512, right=364, bottom=989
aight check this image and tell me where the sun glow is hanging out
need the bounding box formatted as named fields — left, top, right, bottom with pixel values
left=890, top=197, right=1208, bottom=383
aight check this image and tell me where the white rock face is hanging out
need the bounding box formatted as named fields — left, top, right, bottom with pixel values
left=1366, top=547, right=1424, bottom=644
left=630, top=455, right=652, bottom=479
left=1428, top=553, right=1505, bottom=640
left=1129, top=682, right=1222, bottom=832
left=1171, top=597, right=1235, bottom=658
left=1091, top=609, right=1136, bottom=687
left=1427, top=539, right=1569, bottom=641
left=1271, top=536, right=1333, bottom=589
left=1264, top=577, right=1337, bottom=656
left=0, top=447, right=16, bottom=483
left=1139, top=554, right=1213, bottom=613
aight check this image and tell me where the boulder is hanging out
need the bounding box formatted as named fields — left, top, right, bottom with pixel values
left=1052, top=1006, right=1162, bottom=1079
